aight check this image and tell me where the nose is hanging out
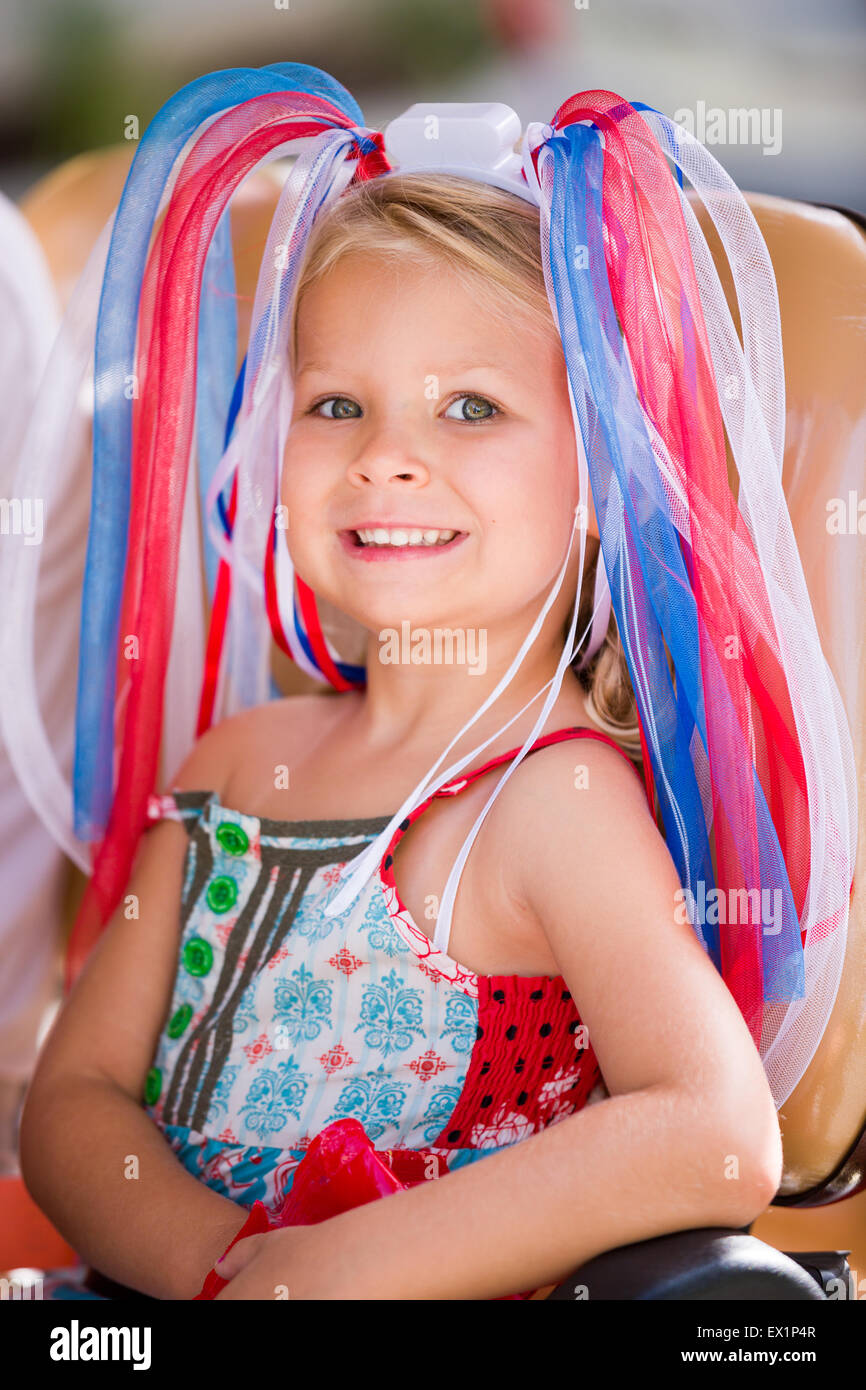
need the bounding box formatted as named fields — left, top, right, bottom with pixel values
left=345, top=426, right=431, bottom=489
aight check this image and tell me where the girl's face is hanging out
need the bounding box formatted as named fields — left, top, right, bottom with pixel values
left=281, top=251, right=596, bottom=642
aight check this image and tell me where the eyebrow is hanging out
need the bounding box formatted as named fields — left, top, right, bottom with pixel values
left=294, top=361, right=527, bottom=382
left=294, top=363, right=347, bottom=377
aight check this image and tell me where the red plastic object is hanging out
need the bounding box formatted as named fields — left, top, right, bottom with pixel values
left=278, top=1117, right=405, bottom=1225
left=194, top=1119, right=406, bottom=1299
left=194, top=1118, right=531, bottom=1299
left=193, top=1197, right=273, bottom=1300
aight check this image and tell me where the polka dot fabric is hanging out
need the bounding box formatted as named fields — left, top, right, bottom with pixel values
left=432, top=976, right=599, bottom=1152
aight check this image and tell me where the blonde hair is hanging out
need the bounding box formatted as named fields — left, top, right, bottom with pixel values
left=289, top=172, right=643, bottom=762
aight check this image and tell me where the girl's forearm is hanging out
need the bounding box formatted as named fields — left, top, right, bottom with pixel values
left=286, top=1084, right=777, bottom=1300
left=19, top=1075, right=248, bottom=1299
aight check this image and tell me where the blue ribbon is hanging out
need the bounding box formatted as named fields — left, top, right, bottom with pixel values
left=75, top=63, right=364, bottom=839
left=544, top=121, right=803, bottom=1003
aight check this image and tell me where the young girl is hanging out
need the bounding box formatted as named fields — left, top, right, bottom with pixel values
left=16, top=68, right=854, bottom=1301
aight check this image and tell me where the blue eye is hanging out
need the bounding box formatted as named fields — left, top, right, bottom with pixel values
left=444, top=394, right=498, bottom=422
left=312, top=396, right=361, bottom=419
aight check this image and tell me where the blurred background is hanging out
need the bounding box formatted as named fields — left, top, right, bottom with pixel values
left=1, top=0, right=865, bottom=1297
left=2, top=0, right=865, bottom=208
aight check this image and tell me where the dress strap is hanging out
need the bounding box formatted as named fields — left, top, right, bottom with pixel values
left=434, top=725, right=650, bottom=810
left=145, top=789, right=213, bottom=831
left=381, top=724, right=653, bottom=962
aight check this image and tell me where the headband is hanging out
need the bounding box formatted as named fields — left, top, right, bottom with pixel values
left=2, top=62, right=855, bottom=1111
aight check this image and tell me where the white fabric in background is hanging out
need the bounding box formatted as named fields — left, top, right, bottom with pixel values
left=0, top=192, right=78, bottom=1081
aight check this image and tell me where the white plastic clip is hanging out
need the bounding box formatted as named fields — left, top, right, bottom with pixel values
left=382, top=102, right=540, bottom=206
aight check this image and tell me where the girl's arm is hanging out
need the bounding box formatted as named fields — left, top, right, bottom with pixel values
left=217, top=738, right=783, bottom=1300
left=18, top=726, right=249, bottom=1300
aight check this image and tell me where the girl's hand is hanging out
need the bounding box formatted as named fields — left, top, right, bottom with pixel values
left=212, top=1224, right=321, bottom=1301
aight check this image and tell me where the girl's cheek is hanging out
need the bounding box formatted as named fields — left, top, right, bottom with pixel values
left=279, top=460, right=309, bottom=509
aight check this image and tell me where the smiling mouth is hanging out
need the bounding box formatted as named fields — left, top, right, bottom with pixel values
left=341, top=527, right=467, bottom=551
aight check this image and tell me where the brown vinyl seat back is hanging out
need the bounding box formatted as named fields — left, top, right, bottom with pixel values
left=689, top=191, right=866, bottom=1199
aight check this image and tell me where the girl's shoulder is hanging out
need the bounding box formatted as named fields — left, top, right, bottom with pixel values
left=432, top=725, right=651, bottom=978
left=164, top=692, right=349, bottom=800
left=505, top=725, right=648, bottom=807
left=490, top=726, right=653, bottom=889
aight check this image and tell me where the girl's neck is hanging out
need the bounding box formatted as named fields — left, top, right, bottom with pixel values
left=346, top=655, right=593, bottom=765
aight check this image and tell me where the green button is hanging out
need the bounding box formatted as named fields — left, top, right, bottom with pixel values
left=206, top=875, right=238, bottom=914
left=183, top=936, right=213, bottom=977
left=167, top=1002, right=193, bottom=1039
left=144, top=1066, right=161, bottom=1105
left=216, top=821, right=249, bottom=857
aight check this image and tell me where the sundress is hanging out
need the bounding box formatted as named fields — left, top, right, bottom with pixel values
left=38, top=723, right=648, bottom=1299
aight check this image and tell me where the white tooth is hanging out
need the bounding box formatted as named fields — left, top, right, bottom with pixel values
left=355, top=526, right=460, bottom=547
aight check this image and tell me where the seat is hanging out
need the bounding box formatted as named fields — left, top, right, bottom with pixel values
left=3, top=154, right=864, bottom=1300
